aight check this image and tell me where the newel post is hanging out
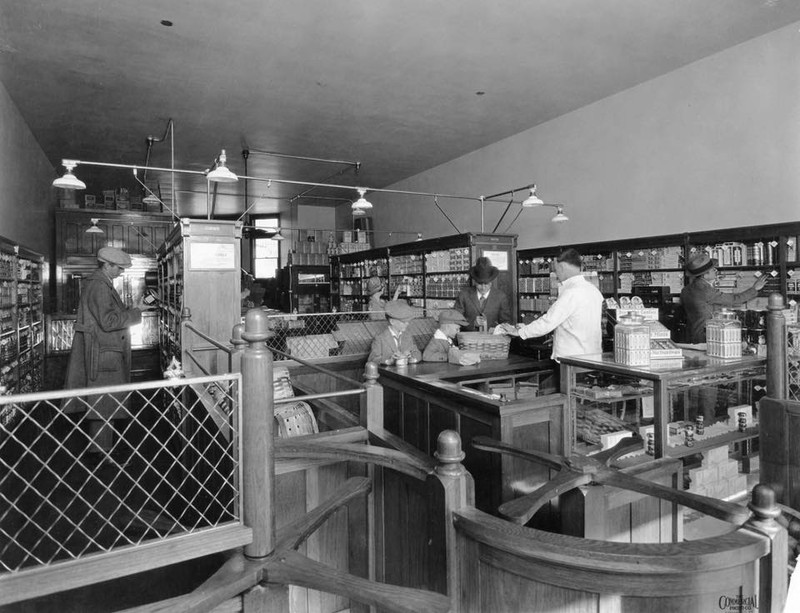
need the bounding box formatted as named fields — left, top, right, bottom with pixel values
left=745, top=484, right=787, bottom=612
left=180, top=307, right=192, bottom=374
left=766, top=293, right=786, bottom=400
left=434, top=430, right=475, bottom=613
left=240, top=308, right=274, bottom=559
left=361, top=361, right=384, bottom=431
left=229, top=322, right=246, bottom=373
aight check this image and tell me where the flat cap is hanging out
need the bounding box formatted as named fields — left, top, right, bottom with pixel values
left=384, top=300, right=416, bottom=321
left=97, top=246, right=132, bottom=268
left=438, top=309, right=469, bottom=326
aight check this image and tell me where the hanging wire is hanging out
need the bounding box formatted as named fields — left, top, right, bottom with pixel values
left=491, top=189, right=515, bottom=233
left=237, top=180, right=271, bottom=221
left=433, top=195, right=461, bottom=234
left=132, top=168, right=178, bottom=220
left=503, top=203, right=527, bottom=233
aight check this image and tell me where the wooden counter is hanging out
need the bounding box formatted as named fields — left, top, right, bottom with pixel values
left=377, top=356, right=565, bottom=515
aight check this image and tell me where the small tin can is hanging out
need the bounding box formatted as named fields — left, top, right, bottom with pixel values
left=695, top=415, right=704, bottom=436
left=645, top=432, right=655, bottom=456
left=684, top=424, right=695, bottom=447
left=738, top=411, right=748, bottom=432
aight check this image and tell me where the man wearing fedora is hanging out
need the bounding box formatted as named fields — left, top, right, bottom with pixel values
left=64, top=246, right=148, bottom=460
left=455, top=256, right=512, bottom=332
left=681, top=252, right=767, bottom=343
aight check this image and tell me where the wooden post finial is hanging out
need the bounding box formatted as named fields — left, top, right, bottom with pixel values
left=435, top=430, right=466, bottom=477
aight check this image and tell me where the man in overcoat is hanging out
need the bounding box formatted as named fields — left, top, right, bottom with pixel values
left=64, top=247, right=144, bottom=456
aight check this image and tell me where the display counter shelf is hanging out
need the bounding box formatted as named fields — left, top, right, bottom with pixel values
left=559, top=350, right=765, bottom=459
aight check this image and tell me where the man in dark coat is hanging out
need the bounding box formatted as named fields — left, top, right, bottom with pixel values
left=454, top=256, right=512, bottom=332
left=64, top=247, right=144, bottom=455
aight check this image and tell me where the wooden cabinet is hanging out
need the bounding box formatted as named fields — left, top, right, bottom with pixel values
left=331, top=232, right=517, bottom=320
left=157, top=219, right=242, bottom=374
left=0, top=236, right=44, bottom=396
left=54, top=210, right=174, bottom=314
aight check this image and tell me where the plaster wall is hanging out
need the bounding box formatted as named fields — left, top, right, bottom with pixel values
left=370, top=22, right=800, bottom=250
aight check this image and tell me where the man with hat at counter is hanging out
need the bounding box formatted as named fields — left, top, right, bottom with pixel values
left=367, top=299, right=422, bottom=366
left=455, top=256, right=512, bottom=332
left=681, top=252, right=767, bottom=343
left=497, top=248, right=603, bottom=361
left=64, top=246, right=150, bottom=461
left=423, top=309, right=480, bottom=365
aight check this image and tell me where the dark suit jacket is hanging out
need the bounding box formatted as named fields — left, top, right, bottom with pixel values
left=455, top=287, right=512, bottom=331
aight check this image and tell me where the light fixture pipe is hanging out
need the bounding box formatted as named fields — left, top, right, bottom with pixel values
left=63, top=159, right=206, bottom=177
left=246, top=148, right=360, bottom=169
left=236, top=174, right=484, bottom=203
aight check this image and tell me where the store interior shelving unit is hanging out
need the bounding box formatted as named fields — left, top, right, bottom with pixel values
left=517, top=221, right=800, bottom=343
left=0, top=236, right=44, bottom=400
left=331, top=232, right=517, bottom=319
left=157, top=219, right=242, bottom=375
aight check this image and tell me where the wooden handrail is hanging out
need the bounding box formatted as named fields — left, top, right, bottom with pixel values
left=453, top=507, right=768, bottom=575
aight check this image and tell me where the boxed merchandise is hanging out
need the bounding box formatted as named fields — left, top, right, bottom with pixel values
left=84, top=194, right=96, bottom=207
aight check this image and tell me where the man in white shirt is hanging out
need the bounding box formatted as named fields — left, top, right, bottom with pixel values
left=498, top=248, right=603, bottom=361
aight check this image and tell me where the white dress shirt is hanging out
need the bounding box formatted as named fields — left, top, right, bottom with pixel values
left=517, top=274, right=604, bottom=360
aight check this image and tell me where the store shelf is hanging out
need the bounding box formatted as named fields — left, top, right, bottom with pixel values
left=0, top=237, right=44, bottom=394
left=331, top=232, right=517, bottom=317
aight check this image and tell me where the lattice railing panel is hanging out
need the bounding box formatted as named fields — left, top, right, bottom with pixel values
left=0, top=374, right=241, bottom=574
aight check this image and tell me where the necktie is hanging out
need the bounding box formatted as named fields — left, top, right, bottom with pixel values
left=479, top=295, right=487, bottom=311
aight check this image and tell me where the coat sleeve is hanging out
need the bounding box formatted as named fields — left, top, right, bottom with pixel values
left=85, top=280, right=142, bottom=333
left=423, top=338, right=448, bottom=362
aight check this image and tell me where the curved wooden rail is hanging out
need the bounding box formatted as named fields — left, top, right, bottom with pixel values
left=472, top=435, right=751, bottom=526
left=453, top=506, right=768, bottom=594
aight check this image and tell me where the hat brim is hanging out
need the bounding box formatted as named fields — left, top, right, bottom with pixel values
left=469, top=267, right=499, bottom=284
left=687, top=258, right=717, bottom=277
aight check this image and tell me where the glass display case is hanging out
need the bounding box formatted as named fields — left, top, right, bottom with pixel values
left=560, top=350, right=765, bottom=461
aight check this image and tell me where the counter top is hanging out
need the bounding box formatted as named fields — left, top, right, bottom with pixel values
left=377, top=355, right=556, bottom=411
left=558, top=350, right=765, bottom=382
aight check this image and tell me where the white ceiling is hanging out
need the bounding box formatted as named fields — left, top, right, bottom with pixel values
left=2, top=0, right=800, bottom=218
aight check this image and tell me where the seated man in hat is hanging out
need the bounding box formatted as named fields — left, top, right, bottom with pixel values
left=455, top=256, right=512, bottom=332
left=423, top=309, right=480, bottom=365
left=367, top=300, right=422, bottom=366
left=681, top=252, right=767, bottom=343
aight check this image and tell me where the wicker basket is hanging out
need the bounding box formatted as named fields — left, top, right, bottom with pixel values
left=457, top=332, right=511, bottom=360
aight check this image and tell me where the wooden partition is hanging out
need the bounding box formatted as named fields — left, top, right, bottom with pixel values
left=452, top=503, right=784, bottom=613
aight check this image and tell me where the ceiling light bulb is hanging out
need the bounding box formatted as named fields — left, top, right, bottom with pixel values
left=416, top=233, right=423, bottom=241
left=272, top=229, right=285, bottom=241
left=351, top=188, right=372, bottom=210
left=552, top=207, right=569, bottom=223
left=53, top=160, right=86, bottom=190
left=522, top=186, right=543, bottom=207
left=207, top=149, right=238, bottom=183
left=352, top=207, right=367, bottom=217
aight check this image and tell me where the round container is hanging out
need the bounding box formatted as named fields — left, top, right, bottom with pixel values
left=614, top=313, right=650, bottom=366
left=394, top=356, right=408, bottom=367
